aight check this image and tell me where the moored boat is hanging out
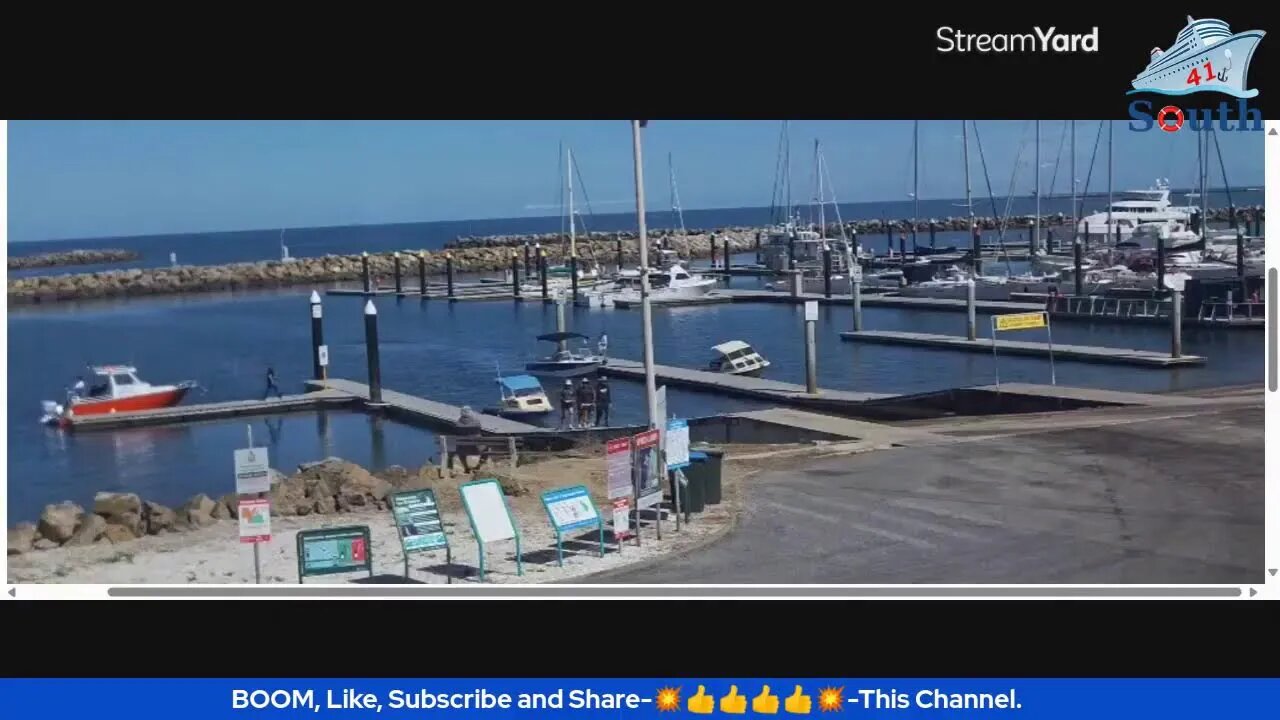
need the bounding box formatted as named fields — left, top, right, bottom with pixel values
left=41, top=365, right=197, bottom=427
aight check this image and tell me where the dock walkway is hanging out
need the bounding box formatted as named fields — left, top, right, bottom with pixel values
left=65, top=389, right=357, bottom=431
left=839, top=330, right=1205, bottom=367
left=305, top=379, right=541, bottom=434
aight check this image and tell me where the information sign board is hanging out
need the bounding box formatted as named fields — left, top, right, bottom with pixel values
left=633, top=429, right=662, bottom=510
left=390, top=490, right=448, bottom=552
left=606, top=437, right=633, bottom=500
left=238, top=499, right=271, bottom=544
left=666, top=419, right=690, bottom=470
left=541, top=485, right=605, bottom=566
left=296, top=525, right=373, bottom=582
left=460, top=479, right=523, bottom=581
left=234, top=447, right=271, bottom=495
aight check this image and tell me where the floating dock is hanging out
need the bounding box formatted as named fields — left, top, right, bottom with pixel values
left=64, top=390, right=358, bottom=431
left=839, top=330, right=1205, bottom=367
left=599, top=358, right=890, bottom=412
left=304, top=379, right=541, bottom=434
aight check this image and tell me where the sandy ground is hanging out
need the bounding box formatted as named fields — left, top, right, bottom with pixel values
left=7, top=446, right=785, bottom=584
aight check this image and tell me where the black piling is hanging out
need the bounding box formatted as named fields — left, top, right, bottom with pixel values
left=822, top=244, right=833, bottom=299
left=1254, top=211, right=1263, bottom=238
left=418, top=252, right=428, bottom=298
left=929, top=221, right=937, bottom=248
left=1083, top=227, right=1091, bottom=254
left=310, top=291, right=325, bottom=381
left=523, top=243, right=532, bottom=278
left=710, top=233, right=718, bottom=270
left=361, top=252, right=371, bottom=294
left=1073, top=239, right=1083, bottom=297
left=538, top=245, right=548, bottom=300
left=971, top=229, right=982, bottom=274
left=511, top=251, right=521, bottom=299
left=363, top=300, right=382, bottom=404
left=1190, top=210, right=1201, bottom=234
left=885, top=222, right=893, bottom=254
left=1156, top=235, right=1165, bottom=292
left=788, top=232, right=797, bottom=270
left=755, top=231, right=762, bottom=263
left=1236, top=229, right=1247, bottom=298
left=615, top=235, right=623, bottom=272
left=910, top=222, right=917, bottom=251
left=446, top=252, right=455, bottom=300
left=393, top=252, right=403, bottom=295
left=569, top=254, right=579, bottom=302
left=898, top=233, right=906, bottom=258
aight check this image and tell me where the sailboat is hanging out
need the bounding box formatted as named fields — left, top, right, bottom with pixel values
left=545, top=145, right=601, bottom=284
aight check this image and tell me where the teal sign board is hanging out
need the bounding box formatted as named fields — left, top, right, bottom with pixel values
left=540, top=485, right=604, bottom=567
left=296, top=525, right=374, bottom=582
left=391, top=490, right=448, bottom=552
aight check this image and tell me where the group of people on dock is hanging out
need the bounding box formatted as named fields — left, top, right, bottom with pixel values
left=559, top=376, right=610, bottom=429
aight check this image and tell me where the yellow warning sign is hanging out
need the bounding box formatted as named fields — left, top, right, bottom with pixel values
left=993, top=311, right=1047, bottom=332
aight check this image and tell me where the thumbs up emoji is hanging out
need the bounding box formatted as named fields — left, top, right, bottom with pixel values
left=688, top=686, right=715, bottom=714
left=753, top=686, right=780, bottom=714
left=721, top=686, right=747, bottom=715
left=785, top=686, right=812, bottom=715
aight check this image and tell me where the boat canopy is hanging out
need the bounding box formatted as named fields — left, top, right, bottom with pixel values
left=711, top=340, right=751, bottom=356
left=498, top=374, right=543, bottom=391
left=536, top=331, right=589, bottom=343
left=89, top=365, right=138, bottom=376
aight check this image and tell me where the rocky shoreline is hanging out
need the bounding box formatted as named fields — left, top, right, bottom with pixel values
left=7, top=457, right=441, bottom=556
left=8, top=248, right=140, bottom=270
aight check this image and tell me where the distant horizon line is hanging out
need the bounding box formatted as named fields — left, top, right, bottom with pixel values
left=8, top=185, right=1260, bottom=245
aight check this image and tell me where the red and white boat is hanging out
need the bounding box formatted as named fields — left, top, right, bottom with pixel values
left=41, top=365, right=197, bottom=427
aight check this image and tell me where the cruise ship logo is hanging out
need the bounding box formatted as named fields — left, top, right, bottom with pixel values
left=1128, top=15, right=1264, bottom=98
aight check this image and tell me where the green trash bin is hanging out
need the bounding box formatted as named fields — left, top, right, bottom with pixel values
left=691, top=446, right=725, bottom=505
left=673, top=452, right=707, bottom=514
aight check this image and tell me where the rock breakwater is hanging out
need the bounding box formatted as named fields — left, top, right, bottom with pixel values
left=8, top=248, right=140, bottom=270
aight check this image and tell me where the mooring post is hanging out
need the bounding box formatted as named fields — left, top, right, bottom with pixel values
left=364, top=300, right=382, bottom=403
left=710, top=233, right=718, bottom=270
left=1083, top=227, right=1090, bottom=254
left=885, top=222, right=893, bottom=254
left=1236, top=229, right=1247, bottom=299
left=788, top=231, right=797, bottom=270
left=615, top=235, right=623, bottom=273
left=972, top=229, right=982, bottom=275
left=966, top=279, right=977, bottom=341
left=1156, top=233, right=1166, bottom=292
left=555, top=296, right=568, bottom=355
left=511, top=251, right=521, bottom=299
left=310, top=291, right=325, bottom=381
left=755, top=231, right=762, bottom=263
left=523, top=243, right=532, bottom=278
left=538, top=244, right=548, bottom=301
left=929, top=221, right=937, bottom=248
left=1254, top=211, right=1263, bottom=238
left=1073, top=239, right=1083, bottom=297
left=445, top=252, right=455, bottom=300
left=1170, top=288, right=1183, bottom=358
left=822, top=243, right=833, bottom=299
left=418, top=251, right=428, bottom=298
left=852, top=277, right=863, bottom=331
left=898, top=232, right=906, bottom=259
left=361, top=251, right=371, bottom=294
left=393, top=252, right=403, bottom=295
left=803, top=301, right=818, bottom=394
left=569, top=254, right=579, bottom=302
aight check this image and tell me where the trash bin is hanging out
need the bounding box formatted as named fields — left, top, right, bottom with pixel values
left=690, top=445, right=725, bottom=505
left=672, top=452, right=707, bottom=514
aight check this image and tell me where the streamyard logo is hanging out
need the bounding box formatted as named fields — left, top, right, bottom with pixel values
left=1127, top=15, right=1265, bottom=132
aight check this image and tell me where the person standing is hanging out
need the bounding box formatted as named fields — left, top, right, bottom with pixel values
left=71, top=375, right=86, bottom=399
left=594, top=375, right=611, bottom=427
left=559, top=379, right=577, bottom=429
left=597, top=333, right=609, bottom=364
left=263, top=367, right=283, bottom=400
left=576, top=378, right=595, bottom=428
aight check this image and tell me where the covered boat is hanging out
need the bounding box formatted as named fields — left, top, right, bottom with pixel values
left=707, top=340, right=770, bottom=376
left=525, top=332, right=603, bottom=378
left=41, top=365, right=197, bottom=427
left=494, top=374, right=553, bottom=417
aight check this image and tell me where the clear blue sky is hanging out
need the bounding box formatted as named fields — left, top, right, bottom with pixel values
left=7, top=120, right=1266, bottom=243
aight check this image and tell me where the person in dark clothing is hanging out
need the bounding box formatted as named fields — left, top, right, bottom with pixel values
left=559, top=380, right=577, bottom=429
left=594, top=376, right=611, bottom=427
left=262, top=367, right=283, bottom=400
left=576, top=378, right=595, bottom=428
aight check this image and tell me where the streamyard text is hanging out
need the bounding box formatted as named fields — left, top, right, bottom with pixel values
left=936, top=26, right=1099, bottom=53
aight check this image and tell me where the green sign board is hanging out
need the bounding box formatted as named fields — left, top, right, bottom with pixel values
left=296, top=525, right=374, bottom=582
left=389, top=489, right=452, bottom=582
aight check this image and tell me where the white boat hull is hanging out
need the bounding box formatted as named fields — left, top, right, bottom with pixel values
left=1131, top=32, right=1265, bottom=99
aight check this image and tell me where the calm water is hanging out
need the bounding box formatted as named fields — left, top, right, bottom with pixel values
left=7, top=190, right=1259, bottom=279
left=7, top=257, right=1263, bottom=522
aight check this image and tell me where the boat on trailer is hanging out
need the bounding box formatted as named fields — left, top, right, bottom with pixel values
left=41, top=365, right=197, bottom=427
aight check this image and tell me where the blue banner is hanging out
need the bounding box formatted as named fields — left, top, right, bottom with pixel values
left=0, top=679, right=1275, bottom=719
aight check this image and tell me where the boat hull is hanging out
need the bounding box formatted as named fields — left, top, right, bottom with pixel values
left=67, top=386, right=191, bottom=418
left=1130, top=32, right=1265, bottom=99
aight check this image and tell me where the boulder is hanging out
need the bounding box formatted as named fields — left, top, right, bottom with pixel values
left=38, top=502, right=84, bottom=544
left=268, top=475, right=310, bottom=516
left=106, top=512, right=145, bottom=538
left=313, top=495, right=337, bottom=515
left=93, top=491, right=142, bottom=520
left=8, top=522, right=37, bottom=555
left=211, top=500, right=231, bottom=520
left=218, top=493, right=239, bottom=518
left=65, top=514, right=107, bottom=546
left=102, top=524, right=137, bottom=544
left=143, top=501, right=177, bottom=534
left=181, top=494, right=218, bottom=528
left=33, top=539, right=59, bottom=551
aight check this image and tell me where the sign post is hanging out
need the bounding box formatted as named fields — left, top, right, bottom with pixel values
left=540, top=485, right=605, bottom=566
left=234, top=425, right=271, bottom=584
left=459, top=478, right=523, bottom=581
left=991, top=310, right=1053, bottom=389
left=389, top=489, right=451, bottom=583
left=654, top=386, right=667, bottom=540
left=605, top=437, right=634, bottom=549
left=296, top=525, right=374, bottom=583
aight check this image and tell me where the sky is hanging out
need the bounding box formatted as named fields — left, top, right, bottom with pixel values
left=6, top=119, right=1267, bottom=243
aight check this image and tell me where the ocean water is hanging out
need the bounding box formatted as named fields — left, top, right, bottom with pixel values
left=7, top=253, right=1263, bottom=522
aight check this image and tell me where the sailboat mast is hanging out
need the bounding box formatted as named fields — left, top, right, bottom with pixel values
left=1107, top=120, right=1113, bottom=243
left=567, top=146, right=576, bottom=258
left=1070, top=120, right=1076, bottom=237
left=962, top=121, right=974, bottom=238
left=1200, top=130, right=1209, bottom=233
left=816, top=139, right=825, bottom=234
left=668, top=152, right=686, bottom=236
left=784, top=121, right=792, bottom=225
left=1034, top=119, right=1040, bottom=252
left=913, top=120, right=919, bottom=247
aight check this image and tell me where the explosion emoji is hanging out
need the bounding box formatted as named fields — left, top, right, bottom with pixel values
left=818, top=687, right=844, bottom=712
left=657, top=687, right=681, bottom=712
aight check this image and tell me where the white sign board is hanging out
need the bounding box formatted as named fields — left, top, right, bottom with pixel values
left=804, top=300, right=819, bottom=322
left=543, top=486, right=599, bottom=533
left=234, top=447, right=271, bottom=494
left=1163, top=272, right=1189, bottom=292
left=238, top=498, right=271, bottom=543
left=461, top=480, right=517, bottom=543
left=849, top=263, right=863, bottom=283
left=666, top=418, right=690, bottom=470
left=612, top=498, right=631, bottom=539
left=317, top=344, right=329, bottom=367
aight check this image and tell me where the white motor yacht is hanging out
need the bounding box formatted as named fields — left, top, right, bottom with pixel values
left=1076, top=180, right=1197, bottom=240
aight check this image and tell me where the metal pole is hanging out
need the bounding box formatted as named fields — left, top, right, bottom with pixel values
left=418, top=252, right=428, bottom=298
left=1107, top=120, right=1114, bottom=244
left=991, top=317, right=1000, bottom=389
left=511, top=251, right=521, bottom=299
left=962, top=121, right=976, bottom=274
left=1171, top=288, right=1183, bottom=358
left=966, top=279, right=977, bottom=341
left=538, top=244, right=548, bottom=301
left=631, top=121, right=659, bottom=431
left=1045, top=313, right=1056, bottom=386
left=1070, top=119, right=1076, bottom=246
left=804, top=303, right=818, bottom=394
left=1073, top=240, right=1083, bottom=297
left=570, top=254, right=579, bottom=303
left=524, top=243, right=532, bottom=278
left=1034, top=119, right=1040, bottom=254
left=1236, top=229, right=1247, bottom=299
left=393, top=252, right=402, bottom=295
left=309, top=291, right=324, bottom=381
left=247, top=424, right=261, bottom=585
left=555, top=297, right=567, bottom=355
left=852, top=279, right=863, bottom=331
left=929, top=221, right=936, bottom=248
left=445, top=253, right=455, bottom=300
left=1156, top=233, right=1166, bottom=291
left=364, top=300, right=382, bottom=403
left=710, top=233, right=718, bottom=270
left=361, top=251, right=371, bottom=294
